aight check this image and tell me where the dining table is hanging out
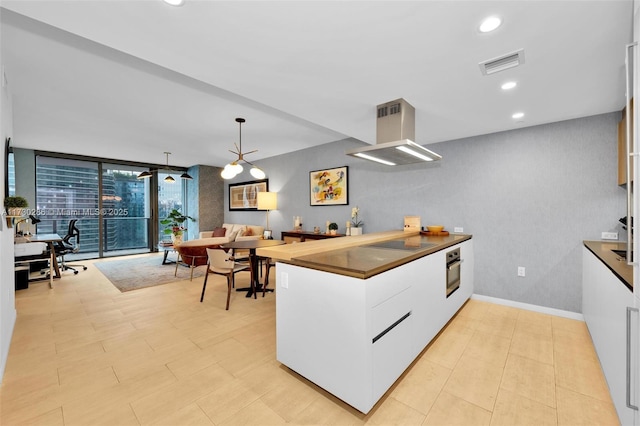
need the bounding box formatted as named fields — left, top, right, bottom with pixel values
left=221, top=239, right=285, bottom=298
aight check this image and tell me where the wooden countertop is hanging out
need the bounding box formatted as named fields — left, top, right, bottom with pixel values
left=257, top=230, right=471, bottom=279
left=583, top=240, right=633, bottom=292
left=257, top=230, right=414, bottom=261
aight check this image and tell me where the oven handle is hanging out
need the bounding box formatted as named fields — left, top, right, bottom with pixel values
left=447, top=260, right=462, bottom=270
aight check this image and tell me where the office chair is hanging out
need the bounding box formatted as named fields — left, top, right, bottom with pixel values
left=55, top=219, right=88, bottom=275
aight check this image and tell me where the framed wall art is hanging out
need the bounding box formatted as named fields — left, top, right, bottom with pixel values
left=309, top=166, right=348, bottom=206
left=228, top=179, right=268, bottom=211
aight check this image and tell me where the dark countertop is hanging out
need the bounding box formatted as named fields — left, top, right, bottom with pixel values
left=583, top=240, right=633, bottom=292
left=286, top=234, right=472, bottom=279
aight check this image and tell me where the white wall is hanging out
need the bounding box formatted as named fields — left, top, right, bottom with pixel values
left=0, top=5, right=17, bottom=383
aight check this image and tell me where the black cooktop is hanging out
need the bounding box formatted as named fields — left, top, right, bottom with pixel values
left=367, top=240, right=437, bottom=251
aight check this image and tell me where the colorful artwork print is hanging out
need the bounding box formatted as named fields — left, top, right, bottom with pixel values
left=309, top=166, right=348, bottom=206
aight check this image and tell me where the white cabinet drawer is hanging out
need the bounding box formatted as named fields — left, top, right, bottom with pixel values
left=372, top=310, right=413, bottom=400
left=371, top=287, right=412, bottom=339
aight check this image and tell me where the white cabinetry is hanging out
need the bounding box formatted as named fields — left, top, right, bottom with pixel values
left=583, top=247, right=638, bottom=425
left=276, top=239, right=473, bottom=413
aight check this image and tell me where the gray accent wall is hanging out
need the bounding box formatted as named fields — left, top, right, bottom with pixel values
left=225, top=112, right=624, bottom=313
left=186, top=164, right=224, bottom=239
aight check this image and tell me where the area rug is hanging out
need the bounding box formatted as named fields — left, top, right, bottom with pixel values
left=95, top=254, right=206, bottom=292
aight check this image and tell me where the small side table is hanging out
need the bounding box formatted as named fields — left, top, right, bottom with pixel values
left=158, top=243, right=177, bottom=265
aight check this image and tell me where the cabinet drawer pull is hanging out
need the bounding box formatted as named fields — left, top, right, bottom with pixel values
left=372, top=311, right=411, bottom=344
left=626, top=306, right=639, bottom=411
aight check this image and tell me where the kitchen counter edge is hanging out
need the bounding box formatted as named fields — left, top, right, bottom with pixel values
left=583, top=240, right=633, bottom=292
left=258, top=230, right=471, bottom=279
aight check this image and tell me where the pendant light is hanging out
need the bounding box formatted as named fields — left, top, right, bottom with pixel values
left=163, top=152, right=175, bottom=183
left=136, top=152, right=193, bottom=180
left=221, top=118, right=266, bottom=180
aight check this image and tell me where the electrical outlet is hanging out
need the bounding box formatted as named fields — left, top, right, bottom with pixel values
left=280, top=272, right=288, bottom=289
left=601, top=232, right=618, bottom=240
left=454, top=227, right=463, bottom=233
left=517, top=267, right=526, bottom=277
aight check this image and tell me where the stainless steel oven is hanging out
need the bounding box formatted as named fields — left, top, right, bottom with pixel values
left=446, top=248, right=461, bottom=297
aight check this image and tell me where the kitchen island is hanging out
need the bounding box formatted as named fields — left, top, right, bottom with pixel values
left=258, top=230, right=473, bottom=413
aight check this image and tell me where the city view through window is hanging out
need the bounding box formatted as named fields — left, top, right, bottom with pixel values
left=33, top=156, right=186, bottom=258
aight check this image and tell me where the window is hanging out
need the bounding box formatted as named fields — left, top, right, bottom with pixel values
left=35, top=156, right=157, bottom=258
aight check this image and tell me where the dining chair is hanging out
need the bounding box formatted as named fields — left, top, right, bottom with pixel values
left=201, top=248, right=250, bottom=310
left=174, top=244, right=209, bottom=281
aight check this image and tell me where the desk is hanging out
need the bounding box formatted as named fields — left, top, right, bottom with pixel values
left=30, top=234, right=62, bottom=279
left=221, top=239, right=285, bottom=298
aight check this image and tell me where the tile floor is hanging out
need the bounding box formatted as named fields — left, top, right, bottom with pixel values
left=0, top=253, right=620, bottom=425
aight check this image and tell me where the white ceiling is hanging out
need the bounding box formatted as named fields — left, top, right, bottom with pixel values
left=0, top=0, right=634, bottom=169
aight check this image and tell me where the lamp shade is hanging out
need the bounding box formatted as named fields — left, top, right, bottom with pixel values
left=257, top=192, right=277, bottom=211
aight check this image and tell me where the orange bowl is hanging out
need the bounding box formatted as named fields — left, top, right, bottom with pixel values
left=426, top=225, right=444, bottom=233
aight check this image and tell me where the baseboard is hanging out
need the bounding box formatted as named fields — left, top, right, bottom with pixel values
left=471, top=294, right=584, bottom=321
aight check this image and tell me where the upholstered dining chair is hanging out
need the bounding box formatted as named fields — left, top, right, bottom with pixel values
left=201, top=248, right=250, bottom=310
left=174, top=244, right=211, bottom=281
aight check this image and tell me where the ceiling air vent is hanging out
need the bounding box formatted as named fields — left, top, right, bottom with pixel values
left=479, top=48, right=525, bottom=75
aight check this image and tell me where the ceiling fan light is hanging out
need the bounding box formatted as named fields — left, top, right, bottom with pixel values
left=250, top=166, right=266, bottom=179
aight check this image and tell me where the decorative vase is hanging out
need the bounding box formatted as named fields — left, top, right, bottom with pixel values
left=171, top=233, right=183, bottom=246
left=330, top=230, right=337, bottom=235
left=350, top=227, right=362, bottom=236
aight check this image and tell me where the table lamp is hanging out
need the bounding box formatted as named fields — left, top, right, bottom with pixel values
left=257, top=192, right=277, bottom=237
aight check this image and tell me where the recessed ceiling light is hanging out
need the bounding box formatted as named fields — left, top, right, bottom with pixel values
left=501, top=81, right=517, bottom=90
left=512, top=112, right=525, bottom=120
left=479, top=16, right=502, bottom=33
left=163, top=0, right=185, bottom=6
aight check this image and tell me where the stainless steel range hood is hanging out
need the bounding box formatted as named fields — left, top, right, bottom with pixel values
left=346, top=98, right=442, bottom=165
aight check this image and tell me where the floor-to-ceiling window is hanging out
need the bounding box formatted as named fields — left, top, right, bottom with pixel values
left=102, top=164, right=151, bottom=256
left=35, top=156, right=100, bottom=255
left=7, top=151, right=15, bottom=196
left=34, top=155, right=184, bottom=259
left=158, top=171, right=186, bottom=243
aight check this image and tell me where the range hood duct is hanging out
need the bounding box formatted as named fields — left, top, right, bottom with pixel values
left=346, top=98, right=442, bottom=165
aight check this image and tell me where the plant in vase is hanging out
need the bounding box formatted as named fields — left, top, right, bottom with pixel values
left=4, top=196, right=28, bottom=217
left=350, top=206, right=363, bottom=235
left=160, top=208, right=195, bottom=245
left=328, top=222, right=339, bottom=235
